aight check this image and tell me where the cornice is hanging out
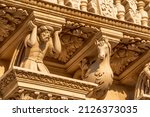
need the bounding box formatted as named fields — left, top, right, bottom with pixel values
left=1, top=0, right=150, bottom=40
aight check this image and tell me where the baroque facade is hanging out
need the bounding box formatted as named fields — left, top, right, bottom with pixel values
left=0, top=0, right=150, bottom=100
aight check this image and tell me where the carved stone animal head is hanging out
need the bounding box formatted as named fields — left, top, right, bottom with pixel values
left=95, top=37, right=111, bottom=61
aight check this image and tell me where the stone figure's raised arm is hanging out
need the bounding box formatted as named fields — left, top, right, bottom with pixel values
left=25, top=21, right=37, bottom=47
left=53, top=28, right=62, bottom=54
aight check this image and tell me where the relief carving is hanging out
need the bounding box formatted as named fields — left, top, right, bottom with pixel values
left=0, top=4, right=28, bottom=43
left=20, top=21, right=62, bottom=73
left=134, top=62, right=150, bottom=99
left=9, top=89, right=71, bottom=100
left=50, top=21, right=98, bottom=63
left=111, top=35, right=150, bottom=75
left=75, top=32, right=114, bottom=99
left=124, top=0, right=141, bottom=24
left=99, top=0, right=117, bottom=18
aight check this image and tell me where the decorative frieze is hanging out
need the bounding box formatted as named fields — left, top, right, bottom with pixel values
left=0, top=67, right=98, bottom=99
left=6, top=0, right=150, bottom=37
left=99, top=0, right=117, bottom=19
left=9, top=89, right=73, bottom=100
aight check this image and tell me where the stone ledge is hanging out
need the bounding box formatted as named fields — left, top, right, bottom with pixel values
left=1, top=0, right=150, bottom=40
left=0, top=67, right=97, bottom=99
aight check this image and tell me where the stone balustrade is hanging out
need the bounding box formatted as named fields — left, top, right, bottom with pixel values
left=39, top=0, right=150, bottom=27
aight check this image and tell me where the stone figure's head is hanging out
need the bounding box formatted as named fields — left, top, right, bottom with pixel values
left=38, top=25, right=54, bottom=42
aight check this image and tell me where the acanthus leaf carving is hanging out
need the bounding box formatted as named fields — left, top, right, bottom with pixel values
left=111, top=35, right=150, bottom=76
left=45, top=21, right=99, bottom=63
left=0, top=4, right=28, bottom=43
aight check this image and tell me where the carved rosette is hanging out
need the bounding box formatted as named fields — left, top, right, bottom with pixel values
left=0, top=4, right=28, bottom=43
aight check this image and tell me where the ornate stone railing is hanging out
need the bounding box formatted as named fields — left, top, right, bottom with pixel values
left=15, top=0, right=150, bottom=27
left=0, top=67, right=97, bottom=100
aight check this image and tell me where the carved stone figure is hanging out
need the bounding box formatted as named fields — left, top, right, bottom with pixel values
left=134, top=62, right=150, bottom=99
left=20, top=21, right=62, bottom=73
left=80, top=33, right=114, bottom=99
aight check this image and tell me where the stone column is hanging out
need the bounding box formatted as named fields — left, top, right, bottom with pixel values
left=115, top=0, right=125, bottom=21
left=80, top=0, right=88, bottom=11
left=137, top=0, right=148, bottom=26
left=58, top=0, right=65, bottom=5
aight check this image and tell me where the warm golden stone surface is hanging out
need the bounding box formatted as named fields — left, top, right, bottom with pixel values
left=0, top=0, right=150, bottom=100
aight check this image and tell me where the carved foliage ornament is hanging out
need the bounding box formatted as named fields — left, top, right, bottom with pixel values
left=9, top=89, right=73, bottom=100
left=0, top=4, right=28, bottom=43
left=47, top=21, right=99, bottom=63
left=99, top=0, right=117, bottom=18
left=0, top=67, right=96, bottom=92
left=111, top=35, right=150, bottom=75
